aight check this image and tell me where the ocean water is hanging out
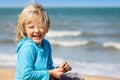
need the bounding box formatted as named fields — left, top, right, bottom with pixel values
left=0, top=7, right=120, bottom=78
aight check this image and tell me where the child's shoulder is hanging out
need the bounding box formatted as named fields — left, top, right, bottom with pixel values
left=17, top=38, right=36, bottom=53
left=43, top=38, right=50, bottom=43
left=20, top=38, right=34, bottom=45
left=43, top=39, right=51, bottom=46
left=17, top=38, right=36, bottom=49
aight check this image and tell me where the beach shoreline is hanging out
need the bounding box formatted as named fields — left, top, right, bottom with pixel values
left=0, top=68, right=120, bottom=80
left=0, top=7, right=120, bottom=80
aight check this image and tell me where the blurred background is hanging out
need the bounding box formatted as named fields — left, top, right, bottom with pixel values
left=0, top=0, right=120, bottom=78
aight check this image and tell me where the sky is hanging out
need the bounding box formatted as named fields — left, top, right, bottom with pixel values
left=0, top=0, right=120, bottom=8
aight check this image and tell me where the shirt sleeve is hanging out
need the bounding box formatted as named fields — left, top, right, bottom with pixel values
left=48, top=51, right=55, bottom=69
left=17, top=45, right=50, bottom=80
left=45, top=39, right=55, bottom=70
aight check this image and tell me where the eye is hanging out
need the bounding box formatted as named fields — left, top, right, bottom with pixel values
left=28, top=26, right=34, bottom=29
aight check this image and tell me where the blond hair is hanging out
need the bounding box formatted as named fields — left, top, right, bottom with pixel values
left=16, top=4, right=50, bottom=42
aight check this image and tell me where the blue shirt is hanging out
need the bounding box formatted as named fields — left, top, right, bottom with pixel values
left=15, top=38, right=54, bottom=80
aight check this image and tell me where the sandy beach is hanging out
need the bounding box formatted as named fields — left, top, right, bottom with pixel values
left=0, top=68, right=120, bottom=80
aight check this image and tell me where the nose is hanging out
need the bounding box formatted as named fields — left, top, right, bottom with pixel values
left=34, top=27, right=39, bottom=33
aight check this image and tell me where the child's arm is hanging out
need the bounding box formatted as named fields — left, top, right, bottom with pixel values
left=17, top=46, right=50, bottom=80
left=47, top=52, right=55, bottom=69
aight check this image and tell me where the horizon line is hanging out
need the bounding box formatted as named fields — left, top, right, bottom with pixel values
left=0, top=6, right=120, bottom=8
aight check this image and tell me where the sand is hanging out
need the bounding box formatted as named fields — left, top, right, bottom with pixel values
left=0, top=68, right=120, bottom=80
left=84, top=75, right=120, bottom=80
left=0, top=68, right=15, bottom=80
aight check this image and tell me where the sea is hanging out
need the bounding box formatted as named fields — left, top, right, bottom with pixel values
left=0, top=7, right=120, bottom=78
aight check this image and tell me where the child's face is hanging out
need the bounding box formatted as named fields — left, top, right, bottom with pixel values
left=25, top=21, right=48, bottom=45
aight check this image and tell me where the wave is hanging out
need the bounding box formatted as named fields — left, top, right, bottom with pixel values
left=0, top=54, right=120, bottom=78
left=49, top=40, right=94, bottom=47
left=46, top=30, right=84, bottom=37
left=71, top=61, right=120, bottom=78
left=0, top=39, right=14, bottom=43
left=0, top=21, right=15, bottom=27
left=53, top=58, right=120, bottom=78
left=103, top=42, right=120, bottom=50
left=102, top=33, right=120, bottom=37
left=0, top=54, right=16, bottom=67
left=46, top=30, right=120, bottom=38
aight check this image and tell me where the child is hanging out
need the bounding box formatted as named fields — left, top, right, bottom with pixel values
left=15, top=2, right=84, bottom=80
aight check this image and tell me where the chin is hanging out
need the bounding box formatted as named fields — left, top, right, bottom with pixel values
left=34, top=39, right=42, bottom=44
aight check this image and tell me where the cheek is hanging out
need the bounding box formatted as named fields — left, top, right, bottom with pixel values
left=25, top=29, right=33, bottom=37
left=40, top=29, right=47, bottom=35
left=41, top=32, right=46, bottom=38
left=43, top=33, right=46, bottom=36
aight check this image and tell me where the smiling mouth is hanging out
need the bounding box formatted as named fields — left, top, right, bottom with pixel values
left=33, top=34, right=42, bottom=39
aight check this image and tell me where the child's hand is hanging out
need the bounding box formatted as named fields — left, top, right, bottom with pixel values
left=60, top=61, right=72, bottom=73
left=50, top=68, right=64, bottom=79
left=50, top=62, right=72, bottom=79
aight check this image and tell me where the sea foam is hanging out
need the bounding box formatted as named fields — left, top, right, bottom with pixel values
left=49, top=40, right=93, bottom=47
left=46, top=30, right=83, bottom=38
left=103, top=42, right=120, bottom=50
left=0, top=54, right=120, bottom=78
left=0, top=54, right=16, bottom=67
